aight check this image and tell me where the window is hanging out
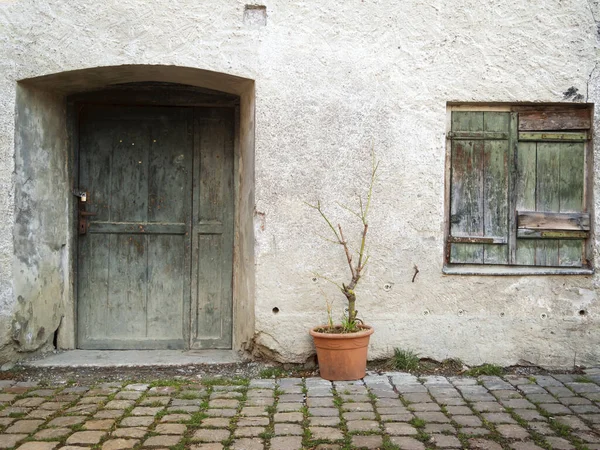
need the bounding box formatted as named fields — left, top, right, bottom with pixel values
left=444, top=105, right=593, bottom=275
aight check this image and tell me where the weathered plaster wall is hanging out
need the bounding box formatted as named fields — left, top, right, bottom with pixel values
left=0, top=0, right=598, bottom=366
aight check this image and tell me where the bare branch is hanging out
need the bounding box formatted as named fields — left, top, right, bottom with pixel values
left=336, top=201, right=363, bottom=221
left=338, top=224, right=356, bottom=279
left=312, top=271, right=343, bottom=290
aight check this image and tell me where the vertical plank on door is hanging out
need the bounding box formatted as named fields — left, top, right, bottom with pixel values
left=482, top=112, right=509, bottom=264
left=535, top=142, right=560, bottom=266
left=191, top=108, right=234, bottom=349
left=558, top=142, right=584, bottom=266
left=515, top=141, right=537, bottom=265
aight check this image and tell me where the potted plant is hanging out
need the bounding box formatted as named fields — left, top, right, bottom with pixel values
left=307, top=155, right=378, bottom=381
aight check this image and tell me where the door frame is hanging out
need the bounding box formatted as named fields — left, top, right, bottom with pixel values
left=68, top=83, right=240, bottom=350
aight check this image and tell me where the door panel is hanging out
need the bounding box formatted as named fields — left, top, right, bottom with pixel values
left=77, top=106, right=193, bottom=349
left=191, top=108, right=234, bottom=349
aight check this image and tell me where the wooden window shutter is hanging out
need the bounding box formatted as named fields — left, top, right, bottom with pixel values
left=448, top=111, right=510, bottom=264
left=514, top=119, right=588, bottom=267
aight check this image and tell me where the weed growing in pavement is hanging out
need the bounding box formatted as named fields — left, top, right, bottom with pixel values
left=390, top=348, right=420, bottom=372
left=574, top=375, right=594, bottom=383
left=259, top=367, right=287, bottom=379
left=463, top=364, right=504, bottom=377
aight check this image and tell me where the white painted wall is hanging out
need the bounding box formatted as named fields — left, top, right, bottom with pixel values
left=0, top=0, right=598, bottom=367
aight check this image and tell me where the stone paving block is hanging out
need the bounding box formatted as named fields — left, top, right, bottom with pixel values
left=555, top=415, right=591, bottom=431
left=544, top=436, right=575, bottom=450
left=14, top=398, right=45, bottom=408
left=131, top=407, right=162, bottom=416
left=95, top=410, right=125, bottom=419
left=568, top=382, right=600, bottom=393
left=0, top=435, right=27, bottom=449
left=240, top=407, right=267, bottom=417
left=245, top=397, right=274, bottom=407
left=436, top=397, right=466, bottom=406
left=270, top=435, right=303, bottom=449
left=310, top=426, right=343, bottom=441
left=380, top=413, right=414, bottom=422
left=410, top=402, right=441, bottom=412
left=148, top=387, right=177, bottom=396
left=246, top=389, right=273, bottom=398
left=571, top=404, right=600, bottom=414
left=160, top=413, right=191, bottom=422
left=431, top=434, right=461, bottom=448
left=210, top=391, right=242, bottom=400
left=377, top=406, right=410, bottom=415
left=66, top=431, right=106, bottom=445
left=482, top=412, right=516, bottom=424
left=124, top=384, right=149, bottom=391
left=539, top=403, right=571, bottom=415
left=115, top=392, right=143, bottom=400
left=192, top=428, right=230, bottom=442
left=461, top=427, right=490, bottom=436
left=346, top=420, right=379, bottom=432
left=205, top=409, right=236, bottom=418
left=26, top=410, right=55, bottom=419
left=446, top=405, right=472, bottom=415
left=307, top=407, right=338, bottom=417
left=5, top=420, right=44, bottom=434
left=276, top=402, right=302, bottom=412
left=273, top=423, right=303, bottom=435
left=341, top=402, right=372, bottom=412
left=65, top=404, right=98, bottom=415
left=424, top=423, right=455, bottom=433
left=190, top=444, right=224, bottom=450
left=79, top=396, right=106, bottom=404
left=511, top=409, right=545, bottom=421
left=120, top=416, right=155, bottom=427
left=105, top=400, right=135, bottom=410
left=237, top=417, right=269, bottom=427
left=375, top=398, right=404, bottom=408
left=167, top=405, right=200, bottom=413
left=38, top=402, right=66, bottom=410
left=277, top=394, right=303, bottom=403
left=143, top=435, right=182, bottom=447
left=384, top=422, right=418, bottom=435
left=509, top=441, right=545, bottom=450
left=342, top=411, right=376, bottom=421
left=340, top=394, right=370, bottom=402
left=388, top=436, right=425, bottom=449
left=415, top=411, right=450, bottom=423
left=84, top=419, right=115, bottom=430
left=208, top=399, right=238, bottom=409
left=496, top=424, right=530, bottom=439
left=234, top=427, right=263, bottom=437
left=545, top=386, right=573, bottom=397
left=502, top=399, right=535, bottom=409
left=47, top=416, right=86, bottom=427
left=34, top=427, right=72, bottom=440
left=230, top=438, right=263, bottom=450
left=574, top=431, right=600, bottom=443
left=15, top=443, right=58, bottom=450
left=102, top=439, right=139, bottom=450
left=468, top=439, right=504, bottom=450
left=583, top=414, right=600, bottom=423
left=473, top=402, right=505, bottom=412
left=528, top=422, right=554, bottom=435
left=273, top=412, right=303, bottom=423
left=453, top=415, right=482, bottom=427
left=112, top=427, right=148, bottom=438
left=0, top=395, right=16, bottom=403
left=309, top=417, right=340, bottom=426
left=402, top=393, right=432, bottom=403
left=560, top=396, right=592, bottom=405
left=525, top=393, right=557, bottom=403
left=493, top=390, right=523, bottom=400
left=200, top=417, right=230, bottom=428
left=351, top=435, right=383, bottom=449
left=155, top=423, right=186, bottom=435
left=0, top=407, right=30, bottom=417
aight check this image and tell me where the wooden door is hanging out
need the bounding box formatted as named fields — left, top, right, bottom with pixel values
left=77, top=105, right=234, bottom=349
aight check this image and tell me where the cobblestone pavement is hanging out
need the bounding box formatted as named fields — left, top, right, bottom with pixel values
left=1, top=370, right=600, bottom=450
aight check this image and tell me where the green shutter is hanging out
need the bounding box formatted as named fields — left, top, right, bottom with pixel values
left=515, top=140, right=586, bottom=267
left=449, top=112, right=509, bottom=264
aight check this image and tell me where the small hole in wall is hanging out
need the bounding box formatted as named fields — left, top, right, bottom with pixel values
left=540, top=313, right=548, bottom=320
left=272, top=307, right=280, bottom=314
left=244, top=4, right=267, bottom=27
left=500, top=312, right=505, bottom=317
left=311, top=277, right=318, bottom=283
left=579, top=309, right=587, bottom=316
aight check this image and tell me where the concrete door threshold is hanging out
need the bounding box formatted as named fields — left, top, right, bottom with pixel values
left=22, top=350, right=242, bottom=367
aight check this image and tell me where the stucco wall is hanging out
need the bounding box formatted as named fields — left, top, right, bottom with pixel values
left=0, top=0, right=599, bottom=367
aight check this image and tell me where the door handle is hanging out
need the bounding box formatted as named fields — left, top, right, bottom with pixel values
left=78, top=200, right=97, bottom=235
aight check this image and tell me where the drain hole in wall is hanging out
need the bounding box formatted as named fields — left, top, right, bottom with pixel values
left=272, top=307, right=280, bottom=314
left=579, top=309, right=587, bottom=316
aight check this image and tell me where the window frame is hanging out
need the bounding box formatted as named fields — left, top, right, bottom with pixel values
left=443, top=103, right=594, bottom=276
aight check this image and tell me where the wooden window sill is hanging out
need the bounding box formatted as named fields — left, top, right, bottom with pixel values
left=443, top=265, right=594, bottom=276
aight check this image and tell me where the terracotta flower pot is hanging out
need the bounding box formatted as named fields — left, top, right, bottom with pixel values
left=309, top=325, right=374, bottom=381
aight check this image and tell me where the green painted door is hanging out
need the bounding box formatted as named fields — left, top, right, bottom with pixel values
left=77, top=105, right=234, bottom=349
